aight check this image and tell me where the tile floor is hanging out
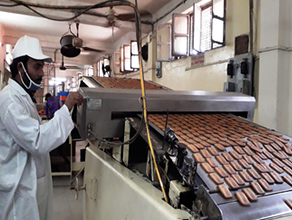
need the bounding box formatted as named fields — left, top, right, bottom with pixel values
left=51, top=140, right=87, bottom=220
left=52, top=175, right=83, bottom=220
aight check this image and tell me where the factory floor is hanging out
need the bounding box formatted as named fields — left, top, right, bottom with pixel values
left=52, top=175, right=83, bottom=220
left=52, top=140, right=86, bottom=220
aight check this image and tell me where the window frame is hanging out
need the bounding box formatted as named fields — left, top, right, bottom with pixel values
left=156, top=24, right=173, bottom=62
left=130, top=40, right=140, bottom=70
left=172, top=13, right=190, bottom=57
left=192, top=0, right=226, bottom=54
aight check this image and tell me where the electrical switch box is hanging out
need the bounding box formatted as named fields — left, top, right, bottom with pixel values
left=224, top=53, right=253, bottom=96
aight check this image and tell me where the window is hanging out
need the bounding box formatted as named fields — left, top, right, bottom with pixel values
left=130, top=41, right=139, bottom=69
left=120, top=46, right=124, bottom=72
left=193, top=0, right=225, bottom=53
left=114, top=51, right=121, bottom=75
left=157, top=0, right=225, bottom=61
left=124, top=44, right=132, bottom=72
left=120, top=44, right=136, bottom=73
left=172, top=14, right=190, bottom=57
left=97, top=60, right=104, bottom=77
left=157, top=24, right=172, bottom=62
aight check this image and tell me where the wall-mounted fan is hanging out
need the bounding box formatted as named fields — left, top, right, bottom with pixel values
left=60, top=21, right=105, bottom=58
left=59, top=55, right=81, bottom=71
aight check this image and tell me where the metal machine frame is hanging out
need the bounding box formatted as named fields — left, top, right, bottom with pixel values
left=77, top=87, right=255, bottom=139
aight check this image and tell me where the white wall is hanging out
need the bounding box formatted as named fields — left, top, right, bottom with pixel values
left=258, top=0, right=292, bottom=136
left=151, top=0, right=249, bottom=92
left=0, top=23, right=5, bottom=90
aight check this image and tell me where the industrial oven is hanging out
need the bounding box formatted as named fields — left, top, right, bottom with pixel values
left=75, top=77, right=292, bottom=220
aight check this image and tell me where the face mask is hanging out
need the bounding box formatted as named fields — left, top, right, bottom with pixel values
left=19, top=62, right=41, bottom=91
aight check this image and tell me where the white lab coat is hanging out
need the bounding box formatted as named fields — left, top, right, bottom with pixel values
left=0, top=78, right=74, bottom=220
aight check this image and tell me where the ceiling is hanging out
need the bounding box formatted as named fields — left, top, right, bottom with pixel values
left=0, top=0, right=171, bottom=78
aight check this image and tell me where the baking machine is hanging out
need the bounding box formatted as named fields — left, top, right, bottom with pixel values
left=75, top=77, right=292, bottom=220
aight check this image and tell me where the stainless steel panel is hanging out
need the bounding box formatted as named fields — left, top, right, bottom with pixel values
left=77, top=88, right=256, bottom=139
left=83, top=146, right=192, bottom=220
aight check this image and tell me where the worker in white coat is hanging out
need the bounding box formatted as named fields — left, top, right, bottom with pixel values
left=0, top=35, right=83, bottom=220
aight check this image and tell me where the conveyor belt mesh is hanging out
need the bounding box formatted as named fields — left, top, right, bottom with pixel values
left=148, top=113, right=292, bottom=207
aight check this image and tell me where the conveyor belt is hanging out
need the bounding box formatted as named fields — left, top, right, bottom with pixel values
left=148, top=113, right=292, bottom=211
left=92, top=76, right=167, bottom=90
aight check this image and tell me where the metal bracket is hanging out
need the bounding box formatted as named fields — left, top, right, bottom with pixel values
left=74, top=177, right=86, bottom=200
left=193, top=186, right=222, bottom=220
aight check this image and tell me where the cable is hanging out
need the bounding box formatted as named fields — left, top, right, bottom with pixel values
left=88, top=116, right=145, bottom=147
left=0, top=3, right=19, bottom=7
left=133, top=3, right=169, bottom=203
left=8, top=0, right=136, bottom=22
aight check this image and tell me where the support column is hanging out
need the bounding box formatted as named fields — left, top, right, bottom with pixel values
left=258, top=0, right=292, bottom=135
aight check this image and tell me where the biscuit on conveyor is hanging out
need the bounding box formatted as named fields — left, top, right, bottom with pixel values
left=200, top=142, right=211, bottom=148
left=264, top=144, right=276, bottom=153
left=235, top=192, right=250, bottom=206
left=216, top=155, right=229, bottom=165
left=223, top=164, right=236, bottom=175
left=252, top=155, right=264, bottom=164
left=215, top=167, right=229, bottom=178
left=258, top=179, right=273, bottom=192
left=247, top=142, right=262, bottom=153
left=243, top=155, right=254, bottom=165
left=283, top=175, right=292, bottom=186
left=231, top=174, right=245, bottom=186
left=261, top=163, right=272, bottom=172
left=263, top=151, right=275, bottom=159
left=253, top=164, right=266, bottom=173
left=272, top=158, right=286, bottom=168
left=242, top=188, right=258, bottom=202
left=225, top=177, right=240, bottom=189
left=231, top=161, right=243, bottom=171
left=256, top=152, right=267, bottom=160
left=275, top=140, right=286, bottom=148
left=243, top=147, right=255, bottom=156
left=206, top=157, right=218, bottom=168
left=218, top=185, right=233, bottom=199
left=283, top=166, right=292, bottom=176
left=261, top=173, right=275, bottom=184
left=208, top=147, right=219, bottom=156
left=271, top=143, right=281, bottom=151
left=193, top=143, right=205, bottom=149
left=185, top=143, right=199, bottom=153
left=201, top=162, right=214, bottom=173
left=209, top=173, right=224, bottom=185
left=283, top=159, right=292, bottom=168
left=239, top=171, right=253, bottom=182
left=200, top=135, right=208, bottom=141
left=234, top=146, right=245, bottom=155
left=200, top=149, right=212, bottom=158
left=269, top=163, right=284, bottom=174
left=238, top=159, right=251, bottom=170
left=193, top=153, right=205, bottom=163
left=214, top=143, right=226, bottom=151
left=251, top=182, right=265, bottom=195
left=247, top=169, right=261, bottom=180
left=220, top=141, right=231, bottom=147
left=273, top=151, right=288, bottom=160
left=283, top=145, right=292, bottom=155
left=284, top=199, right=292, bottom=209
left=222, top=152, right=234, bottom=162
left=229, top=151, right=241, bottom=160
left=270, top=172, right=283, bottom=184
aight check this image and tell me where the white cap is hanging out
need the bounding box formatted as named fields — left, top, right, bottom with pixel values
left=11, top=35, right=52, bottom=63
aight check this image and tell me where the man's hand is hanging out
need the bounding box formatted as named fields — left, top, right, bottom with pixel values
left=65, top=92, right=84, bottom=111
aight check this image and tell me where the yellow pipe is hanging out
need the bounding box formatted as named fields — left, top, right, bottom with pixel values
left=134, top=5, right=169, bottom=204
